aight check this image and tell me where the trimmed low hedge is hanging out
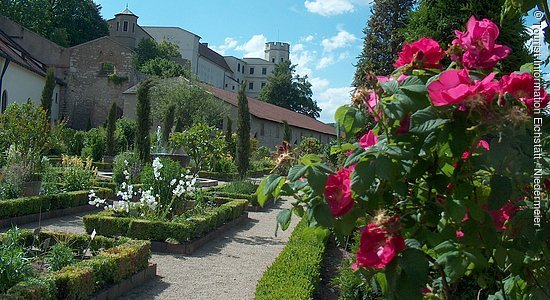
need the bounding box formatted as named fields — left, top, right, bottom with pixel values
left=91, top=162, right=113, bottom=171
left=207, top=190, right=259, bottom=206
left=255, top=218, right=330, bottom=300
left=0, top=188, right=113, bottom=219
left=198, top=168, right=271, bottom=181
left=1, top=230, right=150, bottom=300
left=83, top=199, right=248, bottom=244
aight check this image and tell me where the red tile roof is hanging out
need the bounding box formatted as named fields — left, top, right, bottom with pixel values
left=204, top=85, right=336, bottom=136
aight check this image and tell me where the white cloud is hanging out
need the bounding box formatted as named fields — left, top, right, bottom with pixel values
left=310, top=77, right=330, bottom=93
left=236, top=34, right=267, bottom=58
left=304, top=0, right=371, bottom=16
left=211, top=37, right=238, bottom=55
left=314, top=86, right=353, bottom=122
left=317, top=56, right=335, bottom=69
left=292, top=43, right=305, bottom=52
left=290, top=50, right=314, bottom=77
left=321, top=30, right=357, bottom=52
left=304, top=0, right=354, bottom=16
left=302, top=35, right=315, bottom=42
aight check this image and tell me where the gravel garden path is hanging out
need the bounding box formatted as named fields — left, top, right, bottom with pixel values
left=13, top=198, right=297, bottom=300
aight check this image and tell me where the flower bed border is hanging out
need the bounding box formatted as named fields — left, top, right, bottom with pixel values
left=198, top=168, right=272, bottom=181
left=0, top=188, right=113, bottom=228
left=150, top=212, right=248, bottom=254
left=83, top=199, right=248, bottom=248
left=255, top=218, right=330, bottom=300
left=1, top=230, right=153, bottom=299
left=206, top=186, right=274, bottom=211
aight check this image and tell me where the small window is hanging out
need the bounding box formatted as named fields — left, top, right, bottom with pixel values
left=132, top=23, right=135, bottom=33
left=123, top=21, right=128, bottom=32
left=116, top=22, right=120, bottom=31
left=242, top=67, right=244, bottom=74
left=280, top=57, right=284, bottom=62
left=262, top=67, right=267, bottom=75
left=237, top=63, right=240, bottom=72
left=1, top=90, right=7, bottom=113
left=260, top=123, right=265, bottom=136
left=249, top=67, right=254, bottom=75
left=261, top=82, right=266, bottom=88
left=232, top=86, right=235, bottom=90
left=55, top=93, right=58, bottom=104
left=100, top=62, right=115, bottom=75
left=272, top=58, right=275, bottom=63
left=225, top=83, right=228, bottom=87
left=249, top=82, right=254, bottom=90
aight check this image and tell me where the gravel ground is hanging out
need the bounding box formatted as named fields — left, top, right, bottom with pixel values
left=6, top=198, right=297, bottom=300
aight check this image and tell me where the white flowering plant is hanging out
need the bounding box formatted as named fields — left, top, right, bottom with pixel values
left=89, top=157, right=197, bottom=220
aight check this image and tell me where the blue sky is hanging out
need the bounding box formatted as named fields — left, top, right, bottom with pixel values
left=95, top=1, right=549, bottom=123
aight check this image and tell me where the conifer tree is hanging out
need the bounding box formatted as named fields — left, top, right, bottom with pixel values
left=40, top=68, right=56, bottom=121
left=354, top=0, right=415, bottom=86
left=162, top=104, right=175, bottom=145
left=135, top=79, right=154, bottom=162
left=106, top=101, right=117, bottom=156
left=283, top=120, right=292, bottom=143
left=235, top=82, right=250, bottom=179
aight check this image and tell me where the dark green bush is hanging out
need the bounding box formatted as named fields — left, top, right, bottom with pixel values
left=0, top=188, right=112, bottom=219
left=81, top=128, right=106, bottom=162
left=84, top=199, right=248, bottom=243
left=255, top=219, right=330, bottom=300
left=46, top=243, right=74, bottom=272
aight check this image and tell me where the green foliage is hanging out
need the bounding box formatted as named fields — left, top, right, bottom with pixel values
left=41, top=155, right=97, bottom=193
left=81, top=127, right=105, bottom=162
left=115, top=118, right=137, bottom=151
left=60, top=128, right=86, bottom=156
left=211, top=156, right=237, bottom=173
left=139, top=57, right=190, bottom=79
left=83, top=199, right=248, bottom=243
left=208, top=181, right=261, bottom=206
left=140, top=157, right=186, bottom=211
left=354, top=0, right=415, bottom=84
left=134, top=39, right=189, bottom=78
left=112, top=151, right=142, bottom=186
left=151, top=80, right=227, bottom=130
left=106, top=102, right=118, bottom=156
left=401, top=0, right=531, bottom=72
left=135, top=79, right=155, bottom=163
left=0, top=228, right=35, bottom=293
left=171, top=123, right=225, bottom=174
left=0, top=0, right=109, bottom=47
left=40, top=68, right=56, bottom=120
left=259, top=60, right=321, bottom=118
left=255, top=218, right=330, bottom=300
left=162, top=104, right=176, bottom=145
left=0, top=188, right=112, bottom=219
left=236, top=83, right=251, bottom=179
left=224, top=117, right=235, bottom=158
left=46, top=242, right=74, bottom=272
left=296, top=137, right=322, bottom=157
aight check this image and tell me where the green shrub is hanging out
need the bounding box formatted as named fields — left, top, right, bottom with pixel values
left=84, top=199, right=248, bottom=243
left=217, top=181, right=258, bottom=194
left=112, top=151, right=142, bottom=186
left=52, top=266, right=94, bottom=300
left=115, top=118, right=136, bottom=152
left=5, top=276, right=56, bottom=300
left=141, top=157, right=186, bottom=209
left=0, top=229, right=36, bottom=293
left=0, top=188, right=112, bottom=219
left=46, top=243, right=74, bottom=272
left=211, top=156, right=237, bottom=173
left=61, top=128, right=86, bottom=156
left=81, top=128, right=106, bottom=162
left=255, top=219, right=330, bottom=300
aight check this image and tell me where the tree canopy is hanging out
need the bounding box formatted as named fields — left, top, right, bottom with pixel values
left=0, top=0, right=109, bottom=47
left=354, top=0, right=415, bottom=85
left=259, top=60, right=321, bottom=119
left=134, top=39, right=190, bottom=79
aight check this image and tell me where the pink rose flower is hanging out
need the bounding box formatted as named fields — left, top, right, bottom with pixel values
left=428, top=69, right=497, bottom=106
left=394, top=37, right=445, bottom=69
left=359, top=130, right=378, bottom=150
left=461, top=139, right=490, bottom=159
left=456, top=231, right=465, bottom=238
left=500, top=72, right=549, bottom=113
left=452, top=16, right=511, bottom=69
left=488, top=201, right=518, bottom=231
left=354, top=223, right=406, bottom=269
left=324, top=166, right=354, bottom=217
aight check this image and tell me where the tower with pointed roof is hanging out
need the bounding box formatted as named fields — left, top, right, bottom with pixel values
left=108, top=6, right=139, bottom=49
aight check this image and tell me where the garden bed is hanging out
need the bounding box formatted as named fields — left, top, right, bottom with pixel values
left=0, top=229, right=153, bottom=299
left=82, top=199, right=248, bottom=253
left=206, top=181, right=273, bottom=210
left=0, top=188, right=113, bottom=228
left=255, top=218, right=330, bottom=300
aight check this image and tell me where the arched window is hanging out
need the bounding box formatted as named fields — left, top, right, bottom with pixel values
left=1, top=90, right=7, bottom=113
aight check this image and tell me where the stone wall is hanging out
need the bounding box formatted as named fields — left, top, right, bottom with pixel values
left=64, top=37, right=139, bottom=129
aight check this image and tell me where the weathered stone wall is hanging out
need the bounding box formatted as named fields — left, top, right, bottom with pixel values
left=65, top=37, right=139, bottom=129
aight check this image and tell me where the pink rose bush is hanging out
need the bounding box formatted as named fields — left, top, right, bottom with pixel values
left=259, top=15, right=548, bottom=299
left=452, top=16, right=511, bottom=69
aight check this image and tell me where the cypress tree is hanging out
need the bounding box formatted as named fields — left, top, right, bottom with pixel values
left=106, top=101, right=118, bottom=156
left=225, top=117, right=233, bottom=146
left=354, top=0, right=415, bottom=86
left=135, top=79, right=155, bottom=162
left=235, top=82, right=250, bottom=179
left=40, top=68, right=56, bottom=121
left=162, top=104, right=175, bottom=145
left=283, top=120, right=292, bottom=143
